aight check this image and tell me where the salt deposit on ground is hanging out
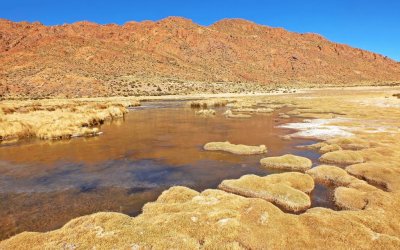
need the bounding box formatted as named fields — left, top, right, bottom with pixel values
left=278, top=118, right=354, bottom=140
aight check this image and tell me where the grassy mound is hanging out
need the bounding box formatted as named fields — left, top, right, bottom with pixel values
left=319, top=150, right=364, bottom=165
left=326, top=137, right=370, bottom=150
left=204, top=141, right=267, bottom=155
left=319, top=144, right=342, bottom=154
left=346, top=163, right=400, bottom=191
left=333, top=187, right=367, bottom=210
left=260, top=154, right=312, bottom=171
left=218, top=173, right=313, bottom=212
left=195, top=109, right=216, bottom=116
left=306, top=165, right=365, bottom=187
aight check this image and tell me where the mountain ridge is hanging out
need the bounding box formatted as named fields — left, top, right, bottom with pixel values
left=1, top=17, right=399, bottom=98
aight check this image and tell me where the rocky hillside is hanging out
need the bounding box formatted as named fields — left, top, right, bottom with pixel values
left=0, top=17, right=399, bottom=98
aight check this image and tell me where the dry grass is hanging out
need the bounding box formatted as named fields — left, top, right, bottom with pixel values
left=188, top=99, right=230, bottom=108
left=3, top=88, right=400, bottom=248
left=297, top=142, right=328, bottom=150
left=260, top=154, right=312, bottom=171
left=346, top=163, right=400, bottom=191
left=2, top=185, right=400, bottom=249
left=319, top=144, right=342, bottom=154
left=223, top=110, right=251, bottom=119
left=319, top=150, right=365, bottom=165
left=204, top=141, right=267, bottom=155
left=333, top=187, right=368, bottom=210
left=232, top=107, right=274, bottom=113
left=0, top=97, right=140, bottom=141
left=219, top=173, right=313, bottom=212
left=325, top=137, right=370, bottom=150
left=278, top=113, right=290, bottom=119
left=261, top=172, right=315, bottom=194
left=306, top=165, right=370, bottom=189
left=195, top=109, right=216, bottom=117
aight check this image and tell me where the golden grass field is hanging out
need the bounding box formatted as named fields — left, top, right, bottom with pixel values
left=1, top=87, right=400, bottom=249
left=0, top=97, right=140, bottom=142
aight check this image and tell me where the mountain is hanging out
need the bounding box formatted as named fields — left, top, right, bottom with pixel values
left=0, top=17, right=399, bottom=98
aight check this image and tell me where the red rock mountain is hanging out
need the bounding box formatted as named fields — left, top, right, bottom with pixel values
left=0, top=17, right=399, bottom=98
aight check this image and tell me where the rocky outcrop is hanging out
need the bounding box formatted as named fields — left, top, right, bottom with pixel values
left=0, top=17, right=399, bottom=98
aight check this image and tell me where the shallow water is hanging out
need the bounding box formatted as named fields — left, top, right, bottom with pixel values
left=0, top=101, right=333, bottom=240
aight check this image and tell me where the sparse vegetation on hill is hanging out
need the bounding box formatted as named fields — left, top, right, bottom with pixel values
left=0, top=17, right=400, bottom=99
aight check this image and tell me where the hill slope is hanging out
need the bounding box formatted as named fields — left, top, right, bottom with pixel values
left=0, top=17, right=399, bottom=98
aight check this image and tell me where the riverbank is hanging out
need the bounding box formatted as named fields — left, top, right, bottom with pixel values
left=1, top=87, right=400, bottom=248
left=1, top=85, right=398, bottom=143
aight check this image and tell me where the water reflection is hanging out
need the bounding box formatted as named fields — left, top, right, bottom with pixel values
left=0, top=101, right=330, bottom=240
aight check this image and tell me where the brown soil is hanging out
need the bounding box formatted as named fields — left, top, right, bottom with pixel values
left=1, top=17, right=400, bottom=99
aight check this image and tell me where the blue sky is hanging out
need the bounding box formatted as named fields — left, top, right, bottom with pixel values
left=1, top=0, right=399, bottom=61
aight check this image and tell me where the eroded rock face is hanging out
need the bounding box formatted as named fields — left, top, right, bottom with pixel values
left=260, top=154, right=312, bottom=171
left=218, top=172, right=314, bottom=212
left=319, top=150, right=364, bottom=165
left=204, top=141, right=267, bottom=155
left=1, top=17, right=400, bottom=98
